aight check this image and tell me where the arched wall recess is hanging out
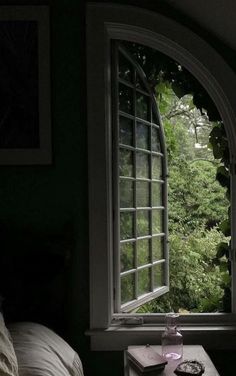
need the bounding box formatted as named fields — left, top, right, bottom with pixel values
left=88, top=3, right=236, bottom=144
left=87, top=3, right=236, bottom=348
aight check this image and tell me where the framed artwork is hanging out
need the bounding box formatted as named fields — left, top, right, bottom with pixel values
left=0, top=6, right=51, bottom=165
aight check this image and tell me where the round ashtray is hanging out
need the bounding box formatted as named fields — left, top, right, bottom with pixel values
left=174, top=360, right=205, bottom=376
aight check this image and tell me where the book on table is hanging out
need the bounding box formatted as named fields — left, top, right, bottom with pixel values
left=127, top=345, right=168, bottom=374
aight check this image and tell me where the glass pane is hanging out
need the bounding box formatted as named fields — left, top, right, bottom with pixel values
left=120, top=179, right=134, bottom=208
left=119, top=149, right=133, bottom=177
left=121, top=273, right=135, bottom=304
left=136, top=181, right=150, bottom=207
left=119, top=116, right=133, bottom=146
left=153, top=263, right=165, bottom=289
left=152, top=182, right=162, bottom=207
left=120, top=242, right=134, bottom=272
left=136, top=122, right=149, bottom=150
left=119, top=84, right=133, bottom=114
left=137, top=210, right=150, bottom=237
left=119, top=53, right=133, bottom=82
left=136, top=92, right=149, bottom=120
left=152, top=155, right=162, bottom=179
left=136, top=152, right=149, bottom=179
left=120, top=212, right=134, bottom=240
left=137, top=239, right=150, bottom=266
left=152, top=236, right=164, bottom=261
left=138, top=268, right=151, bottom=296
left=152, top=209, right=163, bottom=234
left=152, top=127, right=161, bottom=152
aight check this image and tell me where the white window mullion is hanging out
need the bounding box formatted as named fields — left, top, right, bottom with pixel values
left=133, top=69, right=138, bottom=301
left=112, top=43, right=122, bottom=313
left=150, top=98, right=154, bottom=292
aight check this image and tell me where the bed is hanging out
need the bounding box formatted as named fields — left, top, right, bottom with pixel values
left=0, top=313, right=84, bottom=376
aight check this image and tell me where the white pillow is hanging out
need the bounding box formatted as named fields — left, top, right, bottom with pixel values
left=0, top=313, right=18, bottom=376
left=8, top=322, right=83, bottom=376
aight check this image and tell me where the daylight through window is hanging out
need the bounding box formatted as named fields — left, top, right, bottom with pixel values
left=113, top=42, right=231, bottom=315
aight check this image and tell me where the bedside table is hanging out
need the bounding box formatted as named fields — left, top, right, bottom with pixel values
left=125, top=345, right=220, bottom=375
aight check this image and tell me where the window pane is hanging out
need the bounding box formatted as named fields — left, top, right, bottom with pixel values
left=115, top=44, right=169, bottom=311
left=120, top=242, right=134, bottom=272
left=137, top=210, right=150, bottom=237
left=152, top=155, right=162, bottom=179
left=120, top=212, right=134, bottom=240
left=138, top=268, right=151, bottom=296
left=120, top=179, right=134, bottom=208
left=152, top=209, right=163, bottom=234
left=136, top=92, right=149, bottom=120
left=119, top=116, right=133, bottom=146
left=152, top=127, right=161, bottom=152
left=119, top=53, right=133, bottom=82
left=119, top=149, right=133, bottom=177
left=136, top=122, right=149, bottom=150
left=121, top=273, right=135, bottom=304
left=119, top=84, right=133, bottom=114
left=152, top=236, right=164, bottom=261
left=136, top=181, right=150, bottom=207
left=136, top=152, right=149, bottom=178
left=152, top=182, right=162, bottom=207
left=153, top=263, right=165, bottom=289
left=137, top=238, right=150, bottom=266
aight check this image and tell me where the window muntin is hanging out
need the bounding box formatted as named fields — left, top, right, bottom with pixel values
left=114, top=44, right=169, bottom=312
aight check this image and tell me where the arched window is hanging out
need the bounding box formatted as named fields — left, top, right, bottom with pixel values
left=114, top=44, right=168, bottom=312
left=86, top=3, right=236, bottom=350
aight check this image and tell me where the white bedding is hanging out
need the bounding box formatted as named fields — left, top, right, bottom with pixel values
left=8, top=322, right=84, bottom=376
left=0, top=313, right=18, bottom=376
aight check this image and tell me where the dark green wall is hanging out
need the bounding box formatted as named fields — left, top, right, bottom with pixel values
left=0, top=1, right=235, bottom=375
left=0, top=0, right=89, bottom=362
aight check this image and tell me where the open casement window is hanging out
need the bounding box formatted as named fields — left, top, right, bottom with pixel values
left=113, top=43, right=169, bottom=313
left=87, top=2, right=236, bottom=350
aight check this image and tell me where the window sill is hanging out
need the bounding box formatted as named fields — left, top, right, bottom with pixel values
left=86, top=324, right=236, bottom=351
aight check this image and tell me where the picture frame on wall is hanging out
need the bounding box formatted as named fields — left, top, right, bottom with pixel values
left=0, top=6, right=51, bottom=165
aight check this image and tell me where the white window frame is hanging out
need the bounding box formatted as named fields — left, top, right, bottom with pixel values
left=86, top=3, right=236, bottom=351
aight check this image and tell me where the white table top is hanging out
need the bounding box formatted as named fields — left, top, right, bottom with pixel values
left=126, top=345, right=220, bottom=376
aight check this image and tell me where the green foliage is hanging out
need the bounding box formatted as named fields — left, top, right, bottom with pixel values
left=124, top=41, right=221, bottom=121
left=139, top=227, right=230, bottom=313
left=137, top=80, right=231, bottom=313
left=137, top=150, right=230, bottom=313
left=216, top=242, right=229, bottom=259
left=209, top=122, right=229, bottom=166
left=168, top=158, right=228, bottom=233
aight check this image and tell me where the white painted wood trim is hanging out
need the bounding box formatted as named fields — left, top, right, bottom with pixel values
left=87, top=325, right=236, bottom=351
